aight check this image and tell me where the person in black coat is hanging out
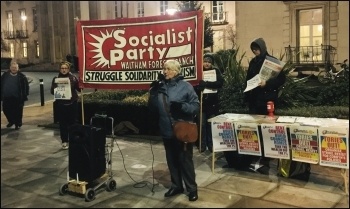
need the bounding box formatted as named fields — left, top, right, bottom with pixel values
left=50, top=61, right=81, bottom=150
left=194, top=53, right=224, bottom=152
left=244, top=38, right=286, bottom=114
left=1, top=60, right=29, bottom=130
left=224, top=38, right=286, bottom=172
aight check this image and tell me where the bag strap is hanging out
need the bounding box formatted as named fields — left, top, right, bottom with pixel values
left=162, top=94, right=175, bottom=125
left=162, top=94, right=171, bottom=116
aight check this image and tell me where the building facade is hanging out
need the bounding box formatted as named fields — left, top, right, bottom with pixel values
left=1, top=1, right=348, bottom=69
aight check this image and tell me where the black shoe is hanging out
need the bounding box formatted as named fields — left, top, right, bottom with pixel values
left=188, top=190, right=198, bottom=201
left=15, top=125, right=20, bottom=130
left=208, top=146, right=213, bottom=153
left=164, top=188, right=184, bottom=197
left=6, top=123, right=14, bottom=128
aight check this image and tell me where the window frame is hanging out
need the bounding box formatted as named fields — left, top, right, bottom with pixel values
left=114, top=1, right=118, bottom=18
left=19, top=9, right=27, bottom=32
left=137, top=1, right=144, bottom=17
left=6, top=11, right=14, bottom=38
left=211, top=1, right=225, bottom=23
left=32, top=7, right=38, bottom=32
left=160, top=1, right=168, bottom=15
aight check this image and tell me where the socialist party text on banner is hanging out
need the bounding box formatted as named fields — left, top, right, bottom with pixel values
left=76, top=11, right=204, bottom=90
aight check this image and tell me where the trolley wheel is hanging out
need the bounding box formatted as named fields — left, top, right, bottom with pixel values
left=85, top=188, right=96, bottom=202
left=317, top=71, right=330, bottom=84
left=106, top=179, right=117, bottom=191
left=59, top=183, right=69, bottom=195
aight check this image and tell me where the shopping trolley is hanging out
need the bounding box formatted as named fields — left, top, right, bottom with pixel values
left=59, top=115, right=116, bottom=202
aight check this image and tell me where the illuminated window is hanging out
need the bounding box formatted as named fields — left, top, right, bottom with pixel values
left=10, top=43, right=14, bottom=58
left=35, top=40, right=39, bottom=58
left=19, top=9, right=27, bottom=32
left=22, top=42, right=27, bottom=58
left=298, top=9, right=323, bottom=61
left=299, top=9, right=323, bottom=46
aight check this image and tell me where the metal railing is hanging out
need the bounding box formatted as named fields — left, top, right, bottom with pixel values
left=3, top=31, right=16, bottom=39
left=285, top=45, right=336, bottom=66
left=3, top=30, right=28, bottom=39
left=16, top=30, right=28, bottom=38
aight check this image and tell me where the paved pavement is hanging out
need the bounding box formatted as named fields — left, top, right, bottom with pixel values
left=1, top=101, right=349, bottom=208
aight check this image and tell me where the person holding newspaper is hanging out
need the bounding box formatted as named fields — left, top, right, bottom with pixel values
left=238, top=37, right=286, bottom=173
left=50, top=61, right=81, bottom=150
left=194, top=53, right=224, bottom=153
left=244, top=38, right=286, bottom=115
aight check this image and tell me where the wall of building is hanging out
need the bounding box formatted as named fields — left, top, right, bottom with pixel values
left=337, top=1, right=349, bottom=62
left=235, top=1, right=349, bottom=67
left=1, top=1, right=39, bottom=64
left=235, top=1, right=287, bottom=66
left=2, top=1, right=348, bottom=68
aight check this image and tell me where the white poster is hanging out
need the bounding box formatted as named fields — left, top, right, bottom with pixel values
left=54, top=77, right=72, bottom=100
left=289, top=125, right=319, bottom=164
left=235, top=122, right=262, bottom=156
left=211, top=120, right=237, bottom=152
left=260, top=123, right=290, bottom=159
left=203, top=70, right=217, bottom=94
left=318, top=126, right=349, bottom=169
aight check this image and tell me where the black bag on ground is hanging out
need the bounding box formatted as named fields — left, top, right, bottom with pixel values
left=223, top=151, right=255, bottom=170
left=277, top=159, right=311, bottom=181
left=68, top=124, right=106, bottom=182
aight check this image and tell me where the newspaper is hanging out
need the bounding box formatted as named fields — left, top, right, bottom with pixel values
left=244, top=56, right=285, bottom=92
left=203, top=70, right=217, bottom=94
left=54, top=77, right=72, bottom=100
left=259, top=56, right=285, bottom=81
left=244, top=74, right=261, bottom=92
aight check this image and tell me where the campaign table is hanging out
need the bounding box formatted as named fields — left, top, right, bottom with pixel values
left=208, top=113, right=349, bottom=194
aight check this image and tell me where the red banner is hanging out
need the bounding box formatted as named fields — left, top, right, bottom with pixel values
left=76, top=11, right=204, bottom=90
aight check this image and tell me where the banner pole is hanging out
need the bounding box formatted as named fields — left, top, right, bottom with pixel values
left=81, top=89, right=84, bottom=125
left=199, top=91, right=203, bottom=153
